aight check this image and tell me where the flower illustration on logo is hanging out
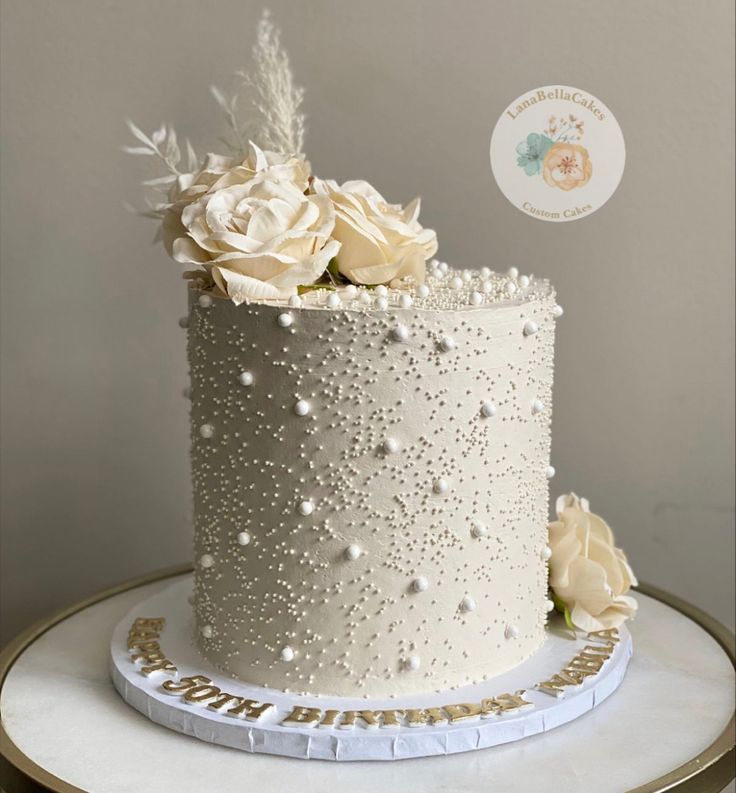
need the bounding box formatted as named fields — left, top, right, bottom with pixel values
left=542, top=143, right=592, bottom=191
left=515, top=114, right=592, bottom=190
left=516, top=133, right=553, bottom=176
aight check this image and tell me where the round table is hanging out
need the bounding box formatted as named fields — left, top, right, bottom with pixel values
left=1, top=565, right=734, bottom=793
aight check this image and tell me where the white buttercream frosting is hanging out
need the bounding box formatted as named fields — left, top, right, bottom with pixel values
left=188, top=267, right=556, bottom=696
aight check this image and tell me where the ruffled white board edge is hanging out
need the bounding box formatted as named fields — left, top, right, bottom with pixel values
left=110, top=577, right=632, bottom=761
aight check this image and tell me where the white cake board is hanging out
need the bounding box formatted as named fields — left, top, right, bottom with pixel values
left=110, top=576, right=632, bottom=761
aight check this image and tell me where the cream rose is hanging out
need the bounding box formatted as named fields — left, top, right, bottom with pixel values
left=162, top=143, right=310, bottom=258
left=310, top=178, right=438, bottom=286
left=548, top=493, right=637, bottom=632
left=171, top=175, right=339, bottom=303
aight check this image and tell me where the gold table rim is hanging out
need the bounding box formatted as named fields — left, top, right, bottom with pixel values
left=0, top=568, right=733, bottom=793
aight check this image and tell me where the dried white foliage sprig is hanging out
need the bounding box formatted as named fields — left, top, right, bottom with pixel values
left=124, top=120, right=199, bottom=180
left=240, top=9, right=306, bottom=155
left=209, top=10, right=306, bottom=157
left=125, top=9, right=305, bottom=222
left=123, top=121, right=199, bottom=224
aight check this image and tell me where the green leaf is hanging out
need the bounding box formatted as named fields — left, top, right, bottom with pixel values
left=297, top=283, right=334, bottom=295
left=550, top=592, right=576, bottom=631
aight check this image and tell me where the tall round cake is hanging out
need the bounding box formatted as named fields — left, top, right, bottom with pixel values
left=188, top=268, right=557, bottom=696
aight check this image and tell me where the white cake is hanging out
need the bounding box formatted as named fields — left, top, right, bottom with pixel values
left=188, top=268, right=557, bottom=696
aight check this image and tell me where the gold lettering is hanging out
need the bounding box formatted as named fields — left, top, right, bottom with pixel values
left=338, top=710, right=359, bottom=730
left=568, top=654, right=606, bottom=673
left=131, top=617, right=165, bottom=631
left=162, top=674, right=212, bottom=694
left=207, top=693, right=243, bottom=711
left=444, top=703, right=481, bottom=723
left=581, top=643, right=614, bottom=657
left=481, top=691, right=534, bottom=717
left=127, top=630, right=161, bottom=649
left=141, top=658, right=177, bottom=676
left=405, top=708, right=447, bottom=727
left=376, top=709, right=404, bottom=729
left=184, top=684, right=221, bottom=703
left=226, top=698, right=275, bottom=721
left=587, top=628, right=619, bottom=644
left=281, top=706, right=322, bottom=728
left=129, top=640, right=162, bottom=656
left=359, top=711, right=380, bottom=729
left=318, top=709, right=341, bottom=729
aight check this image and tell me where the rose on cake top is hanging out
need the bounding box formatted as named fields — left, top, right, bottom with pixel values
left=547, top=493, right=638, bottom=632
left=126, top=12, right=437, bottom=304
left=311, top=179, right=437, bottom=288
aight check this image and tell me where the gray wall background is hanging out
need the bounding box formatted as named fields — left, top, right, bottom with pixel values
left=1, top=0, right=734, bottom=646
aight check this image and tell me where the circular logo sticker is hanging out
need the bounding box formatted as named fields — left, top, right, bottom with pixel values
left=490, top=85, right=625, bottom=222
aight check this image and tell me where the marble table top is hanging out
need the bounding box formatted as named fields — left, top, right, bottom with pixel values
left=1, top=573, right=734, bottom=793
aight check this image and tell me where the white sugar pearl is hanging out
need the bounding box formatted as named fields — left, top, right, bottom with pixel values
left=182, top=386, right=191, bottom=400
left=375, top=285, right=388, bottom=297
left=406, top=655, right=421, bottom=671
left=506, top=281, right=518, bottom=296
left=480, top=267, right=491, bottom=279
left=199, top=553, right=214, bottom=568
left=345, top=544, right=362, bottom=561
left=480, top=401, right=497, bottom=418
left=298, top=500, right=314, bottom=516
left=358, top=291, right=372, bottom=306
left=440, top=336, right=456, bottom=352
left=237, top=531, right=251, bottom=546
left=326, top=292, right=341, bottom=309
left=471, top=520, right=488, bottom=538
left=541, top=545, right=552, bottom=560
left=546, top=466, right=556, bottom=479
left=280, top=646, right=295, bottom=662
left=460, top=595, right=477, bottom=613
left=294, top=399, right=311, bottom=416
left=507, top=266, right=519, bottom=278
left=399, top=294, right=413, bottom=309
left=178, top=316, right=189, bottom=328
left=519, top=275, right=530, bottom=288
left=531, top=399, right=545, bottom=415
left=552, top=304, right=564, bottom=318
left=238, top=371, right=254, bottom=386
left=392, top=324, right=410, bottom=342
left=288, top=294, right=303, bottom=308
left=462, top=271, right=473, bottom=282
left=449, top=276, right=463, bottom=290
left=199, top=423, right=214, bottom=438
left=433, top=478, right=449, bottom=494
left=545, top=599, right=555, bottom=612
left=383, top=437, right=400, bottom=454
left=439, top=261, right=449, bottom=273
left=412, top=576, right=429, bottom=592
left=469, top=290, right=482, bottom=306
left=198, top=294, right=212, bottom=308
left=277, top=312, right=293, bottom=328
left=343, top=284, right=358, bottom=300
left=416, top=284, right=430, bottom=299
left=482, top=280, right=493, bottom=293
left=505, top=624, right=520, bottom=640
left=375, top=296, right=389, bottom=310
left=200, top=624, right=213, bottom=639
left=523, top=320, right=539, bottom=336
